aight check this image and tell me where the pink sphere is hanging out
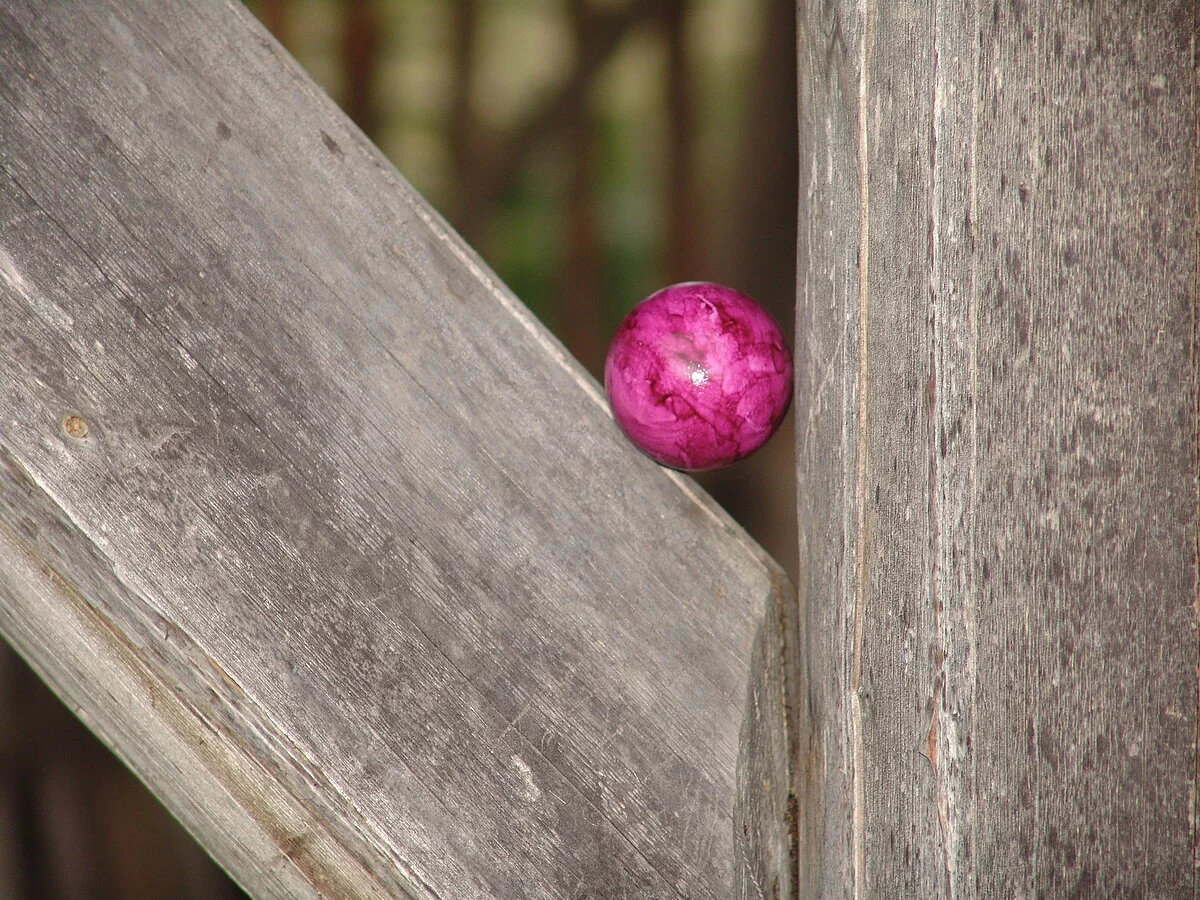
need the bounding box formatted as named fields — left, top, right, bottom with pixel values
left=604, top=282, right=792, bottom=471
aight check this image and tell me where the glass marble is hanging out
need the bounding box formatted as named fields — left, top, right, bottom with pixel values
left=604, top=282, right=793, bottom=471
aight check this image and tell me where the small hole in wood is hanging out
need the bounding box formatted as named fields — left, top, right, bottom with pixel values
left=321, top=131, right=343, bottom=157
left=63, top=415, right=90, bottom=440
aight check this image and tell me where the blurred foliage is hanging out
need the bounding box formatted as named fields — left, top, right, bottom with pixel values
left=245, top=0, right=769, bottom=338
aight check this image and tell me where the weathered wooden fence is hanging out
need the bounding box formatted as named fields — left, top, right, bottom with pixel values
left=796, top=0, right=1198, bottom=895
left=3, top=0, right=1198, bottom=897
left=0, top=2, right=795, bottom=897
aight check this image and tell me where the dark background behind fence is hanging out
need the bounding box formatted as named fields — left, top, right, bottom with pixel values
left=0, top=1, right=797, bottom=894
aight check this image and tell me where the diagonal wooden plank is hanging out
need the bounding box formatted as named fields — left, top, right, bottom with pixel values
left=0, top=2, right=797, bottom=897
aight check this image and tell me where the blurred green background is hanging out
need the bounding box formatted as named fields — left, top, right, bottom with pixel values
left=1, top=1, right=796, bottom=895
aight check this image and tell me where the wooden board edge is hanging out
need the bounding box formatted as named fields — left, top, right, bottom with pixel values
left=0, top=454, right=421, bottom=899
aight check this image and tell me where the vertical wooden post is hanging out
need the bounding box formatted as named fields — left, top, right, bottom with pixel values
left=795, top=0, right=1198, bottom=895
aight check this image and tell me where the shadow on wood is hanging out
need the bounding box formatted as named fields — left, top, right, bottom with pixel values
left=0, top=2, right=798, bottom=897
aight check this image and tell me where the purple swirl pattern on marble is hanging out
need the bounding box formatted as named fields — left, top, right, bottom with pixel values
left=604, top=282, right=793, bottom=471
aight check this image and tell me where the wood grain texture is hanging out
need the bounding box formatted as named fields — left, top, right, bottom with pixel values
left=796, top=0, right=1198, bottom=895
left=0, top=2, right=798, bottom=897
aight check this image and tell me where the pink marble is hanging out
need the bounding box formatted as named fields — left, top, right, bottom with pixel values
left=604, top=282, right=792, bottom=471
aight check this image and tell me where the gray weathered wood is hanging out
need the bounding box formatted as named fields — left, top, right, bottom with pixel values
left=796, top=0, right=1198, bottom=895
left=0, top=2, right=799, bottom=896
